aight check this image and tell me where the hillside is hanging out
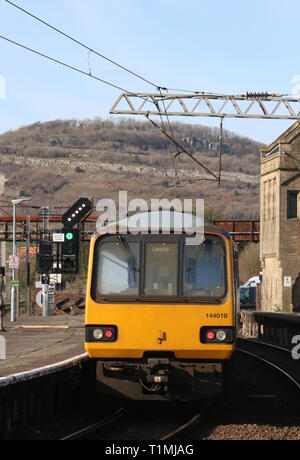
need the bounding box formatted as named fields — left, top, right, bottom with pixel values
left=0, top=118, right=263, bottom=219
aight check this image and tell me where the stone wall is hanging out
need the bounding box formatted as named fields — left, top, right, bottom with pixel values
left=260, top=122, right=300, bottom=312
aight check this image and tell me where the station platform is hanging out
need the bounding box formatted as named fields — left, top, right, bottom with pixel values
left=0, top=314, right=86, bottom=378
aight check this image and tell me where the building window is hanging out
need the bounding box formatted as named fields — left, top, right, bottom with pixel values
left=287, top=191, right=298, bottom=219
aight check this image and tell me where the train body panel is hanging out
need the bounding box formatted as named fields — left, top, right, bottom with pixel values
left=85, top=302, right=234, bottom=359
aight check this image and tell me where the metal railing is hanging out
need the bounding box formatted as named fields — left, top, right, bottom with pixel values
left=240, top=310, right=300, bottom=350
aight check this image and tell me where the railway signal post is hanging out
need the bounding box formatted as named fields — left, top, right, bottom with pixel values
left=60, top=198, right=92, bottom=275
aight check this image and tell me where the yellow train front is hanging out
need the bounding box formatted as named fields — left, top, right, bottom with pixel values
left=85, top=211, right=238, bottom=401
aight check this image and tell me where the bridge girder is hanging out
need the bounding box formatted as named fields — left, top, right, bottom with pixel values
left=110, top=92, right=300, bottom=120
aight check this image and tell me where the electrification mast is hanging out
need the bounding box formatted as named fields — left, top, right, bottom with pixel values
left=110, top=92, right=300, bottom=120
left=110, top=92, right=300, bottom=185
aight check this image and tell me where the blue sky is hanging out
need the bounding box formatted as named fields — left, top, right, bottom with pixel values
left=0, top=0, right=299, bottom=144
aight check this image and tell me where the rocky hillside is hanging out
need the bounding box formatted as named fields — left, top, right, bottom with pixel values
left=0, top=118, right=263, bottom=219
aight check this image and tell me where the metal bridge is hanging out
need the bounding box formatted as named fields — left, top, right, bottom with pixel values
left=0, top=216, right=260, bottom=243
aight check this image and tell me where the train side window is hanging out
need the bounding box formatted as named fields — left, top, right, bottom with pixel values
left=144, top=243, right=178, bottom=296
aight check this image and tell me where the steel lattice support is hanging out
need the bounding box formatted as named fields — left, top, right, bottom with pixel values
left=110, top=91, right=300, bottom=185
left=110, top=92, right=300, bottom=120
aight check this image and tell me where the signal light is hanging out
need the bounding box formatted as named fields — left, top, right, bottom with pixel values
left=60, top=229, right=80, bottom=274
left=61, top=257, right=77, bottom=274
left=36, top=254, right=53, bottom=274
left=39, top=243, right=52, bottom=255
left=62, top=229, right=79, bottom=256
left=62, top=198, right=92, bottom=228
left=41, top=274, right=50, bottom=285
left=66, top=232, right=74, bottom=241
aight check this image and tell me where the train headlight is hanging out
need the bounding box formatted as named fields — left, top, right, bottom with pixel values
left=93, top=329, right=104, bottom=340
left=216, top=330, right=227, bottom=341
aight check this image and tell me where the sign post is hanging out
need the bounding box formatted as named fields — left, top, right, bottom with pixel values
left=10, top=280, right=20, bottom=288
left=35, top=289, right=43, bottom=310
left=9, top=255, right=19, bottom=270
left=284, top=276, right=292, bottom=288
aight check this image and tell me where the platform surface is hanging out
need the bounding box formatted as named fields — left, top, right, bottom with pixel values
left=0, top=314, right=85, bottom=378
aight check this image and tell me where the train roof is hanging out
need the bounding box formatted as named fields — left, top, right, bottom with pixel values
left=203, top=221, right=231, bottom=237
left=93, top=210, right=231, bottom=239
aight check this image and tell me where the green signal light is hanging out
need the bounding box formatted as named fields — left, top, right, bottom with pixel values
left=66, top=232, right=74, bottom=241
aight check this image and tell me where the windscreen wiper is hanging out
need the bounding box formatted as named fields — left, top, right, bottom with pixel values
left=187, top=238, right=206, bottom=273
left=117, top=235, right=138, bottom=272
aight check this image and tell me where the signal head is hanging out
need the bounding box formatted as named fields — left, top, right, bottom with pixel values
left=62, top=198, right=92, bottom=228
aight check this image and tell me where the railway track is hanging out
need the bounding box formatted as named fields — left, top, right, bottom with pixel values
left=60, top=405, right=126, bottom=440
left=58, top=341, right=300, bottom=441
left=7, top=336, right=298, bottom=440
left=236, top=337, right=300, bottom=391
left=160, top=400, right=213, bottom=441
left=59, top=400, right=213, bottom=441
left=192, top=344, right=300, bottom=440
left=55, top=294, right=85, bottom=316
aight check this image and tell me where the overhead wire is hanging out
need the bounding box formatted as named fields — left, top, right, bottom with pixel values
left=0, top=34, right=155, bottom=104
left=157, top=88, right=181, bottom=185
left=2, top=0, right=162, bottom=90
left=1, top=0, right=185, bottom=181
left=0, top=32, right=220, bottom=185
left=6, top=2, right=289, bottom=102
left=1, top=0, right=185, bottom=155
left=0, top=40, right=185, bottom=186
left=2, top=0, right=216, bottom=100
left=1, top=0, right=220, bottom=183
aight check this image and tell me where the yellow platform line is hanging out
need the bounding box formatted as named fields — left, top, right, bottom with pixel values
left=16, top=325, right=69, bottom=330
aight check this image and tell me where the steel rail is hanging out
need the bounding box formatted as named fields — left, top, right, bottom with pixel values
left=236, top=347, right=300, bottom=391
left=160, top=400, right=213, bottom=441
left=240, top=337, right=291, bottom=354
left=60, top=405, right=126, bottom=440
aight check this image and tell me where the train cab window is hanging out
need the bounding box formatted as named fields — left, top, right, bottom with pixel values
left=96, top=240, right=140, bottom=296
left=183, top=236, right=226, bottom=299
left=144, top=243, right=178, bottom=296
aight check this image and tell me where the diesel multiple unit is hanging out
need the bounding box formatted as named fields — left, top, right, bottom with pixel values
left=85, top=211, right=238, bottom=400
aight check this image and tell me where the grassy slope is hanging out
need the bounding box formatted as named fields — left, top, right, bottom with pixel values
left=0, top=118, right=263, bottom=219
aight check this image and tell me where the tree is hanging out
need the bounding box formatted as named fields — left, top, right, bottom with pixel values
left=238, top=243, right=260, bottom=285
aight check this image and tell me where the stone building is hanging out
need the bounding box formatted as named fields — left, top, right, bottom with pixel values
left=260, top=121, right=300, bottom=312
